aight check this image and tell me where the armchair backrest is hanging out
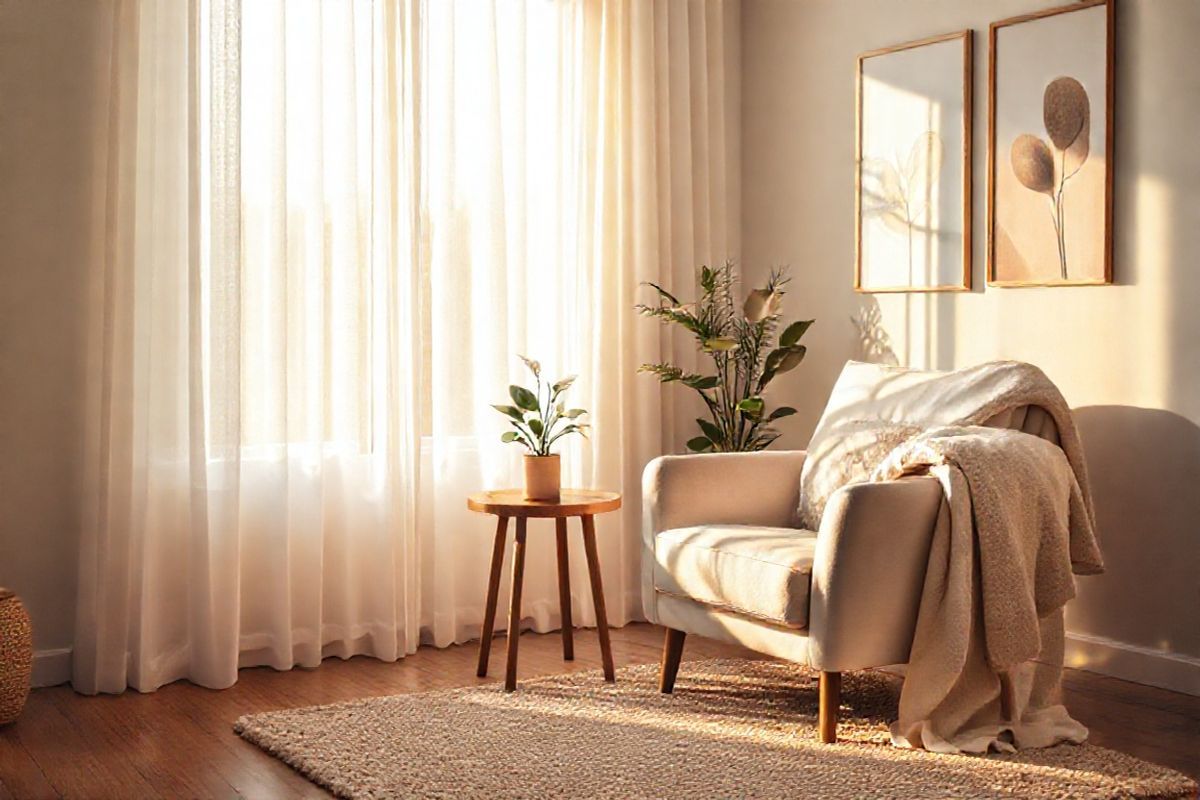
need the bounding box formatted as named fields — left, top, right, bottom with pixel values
left=809, top=361, right=1062, bottom=450
left=797, top=360, right=1066, bottom=529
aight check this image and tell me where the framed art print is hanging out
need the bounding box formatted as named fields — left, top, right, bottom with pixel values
left=856, top=30, right=972, bottom=293
left=988, top=0, right=1115, bottom=287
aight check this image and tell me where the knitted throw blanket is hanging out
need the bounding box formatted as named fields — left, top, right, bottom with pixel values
left=799, top=361, right=1104, bottom=753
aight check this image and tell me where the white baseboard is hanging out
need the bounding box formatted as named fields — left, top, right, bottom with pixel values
left=32, top=647, right=71, bottom=688
left=1066, top=632, right=1200, bottom=696
left=32, top=635, right=1200, bottom=696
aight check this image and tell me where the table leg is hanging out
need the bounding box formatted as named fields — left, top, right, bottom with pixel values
left=477, top=515, right=509, bottom=678
left=580, top=514, right=615, bottom=682
left=504, top=517, right=528, bottom=691
left=555, top=517, right=574, bottom=661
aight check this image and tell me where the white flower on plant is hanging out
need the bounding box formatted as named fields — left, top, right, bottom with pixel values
left=743, top=289, right=783, bottom=323
left=517, top=354, right=541, bottom=378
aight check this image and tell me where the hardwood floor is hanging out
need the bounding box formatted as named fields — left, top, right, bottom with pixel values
left=1, top=623, right=1197, bottom=798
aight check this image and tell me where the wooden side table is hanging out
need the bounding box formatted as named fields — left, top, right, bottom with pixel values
left=467, top=489, right=622, bottom=691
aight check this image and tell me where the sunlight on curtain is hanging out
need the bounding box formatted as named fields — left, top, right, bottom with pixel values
left=74, top=0, right=737, bottom=693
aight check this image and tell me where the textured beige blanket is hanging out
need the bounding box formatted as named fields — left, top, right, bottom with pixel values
left=874, top=426, right=1103, bottom=752
left=800, top=360, right=1104, bottom=753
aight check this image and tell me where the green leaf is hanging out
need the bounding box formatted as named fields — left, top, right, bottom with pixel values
left=491, top=404, right=525, bottom=422
left=763, top=345, right=806, bottom=375
left=641, top=364, right=717, bottom=390
left=697, top=418, right=723, bottom=443
left=517, top=354, right=541, bottom=377
left=764, top=348, right=789, bottom=373
left=702, top=337, right=739, bottom=352
left=563, top=408, right=587, bottom=419
left=681, top=375, right=720, bottom=391
left=634, top=304, right=703, bottom=334
left=758, top=346, right=807, bottom=392
left=643, top=281, right=680, bottom=307
left=737, top=397, right=765, bottom=418
left=548, top=423, right=589, bottom=447
left=780, top=320, right=815, bottom=347
left=768, top=406, right=798, bottom=421
left=528, top=418, right=544, bottom=436
left=686, top=436, right=714, bottom=453
left=510, top=385, right=539, bottom=412
left=501, top=431, right=520, bottom=443
left=752, top=432, right=782, bottom=451
left=774, top=345, right=807, bottom=374
left=638, top=363, right=683, bottom=382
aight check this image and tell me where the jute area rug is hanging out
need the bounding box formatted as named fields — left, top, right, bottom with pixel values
left=234, top=659, right=1196, bottom=800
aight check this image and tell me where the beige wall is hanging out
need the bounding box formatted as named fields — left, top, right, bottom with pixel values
left=0, top=1, right=106, bottom=681
left=743, top=0, right=1200, bottom=692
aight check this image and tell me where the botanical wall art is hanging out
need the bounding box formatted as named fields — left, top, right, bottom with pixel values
left=856, top=30, right=972, bottom=293
left=989, top=0, right=1114, bottom=286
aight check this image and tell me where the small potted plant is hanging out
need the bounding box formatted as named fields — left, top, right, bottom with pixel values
left=492, top=356, right=589, bottom=500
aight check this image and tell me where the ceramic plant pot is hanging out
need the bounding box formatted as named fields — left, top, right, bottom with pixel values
left=523, top=454, right=561, bottom=501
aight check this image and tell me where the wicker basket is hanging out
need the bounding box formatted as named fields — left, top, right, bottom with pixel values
left=0, top=588, right=33, bottom=725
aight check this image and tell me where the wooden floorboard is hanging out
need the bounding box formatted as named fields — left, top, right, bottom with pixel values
left=0, top=623, right=1196, bottom=798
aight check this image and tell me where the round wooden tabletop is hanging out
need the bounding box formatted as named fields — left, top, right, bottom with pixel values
left=467, top=489, right=621, bottom=518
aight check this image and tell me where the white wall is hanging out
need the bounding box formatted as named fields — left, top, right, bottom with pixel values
left=0, top=1, right=108, bottom=685
left=742, top=0, right=1200, bottom=693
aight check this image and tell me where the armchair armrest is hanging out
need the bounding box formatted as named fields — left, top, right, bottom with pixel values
left=642, top=450, right=807, bottom=537
left=808, top=474, right=943, bottom=671
left=641, top=450, right=807, bottom=623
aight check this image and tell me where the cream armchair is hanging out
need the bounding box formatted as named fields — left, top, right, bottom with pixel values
left=641, top=449, right=943, bottom=742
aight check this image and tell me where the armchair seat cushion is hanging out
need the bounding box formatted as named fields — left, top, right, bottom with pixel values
left=653, top=525, right=817, bottom=629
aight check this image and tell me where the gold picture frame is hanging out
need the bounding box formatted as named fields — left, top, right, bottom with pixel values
left=855, top=30, right=973, bottom=293
left=987, top=0, right=1115, bottom=287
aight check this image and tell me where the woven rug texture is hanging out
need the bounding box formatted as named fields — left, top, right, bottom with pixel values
left=234, top=658, right=1197, bottom=799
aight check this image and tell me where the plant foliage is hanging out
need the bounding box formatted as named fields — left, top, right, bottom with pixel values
left=636, top=262, right=813, bottom=452
left=493, top=356, right=589, bottom=456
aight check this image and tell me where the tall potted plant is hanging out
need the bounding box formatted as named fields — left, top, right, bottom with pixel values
left=637, top=263, right=813, bottom=452
left=492, top=356, right=589, bottom=500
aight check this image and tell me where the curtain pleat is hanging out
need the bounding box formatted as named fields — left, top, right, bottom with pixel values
left=74, top=0, right=738, bottom=694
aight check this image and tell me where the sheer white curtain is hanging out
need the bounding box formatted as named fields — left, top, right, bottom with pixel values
left=75, top=0, right=737, bottom=694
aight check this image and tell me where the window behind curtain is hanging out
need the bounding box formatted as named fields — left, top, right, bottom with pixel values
left=199, top=0, right=378, bottom=453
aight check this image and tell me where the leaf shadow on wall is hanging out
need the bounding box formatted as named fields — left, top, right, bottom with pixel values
left=1069, top=406, right=1200, bottom=663
left=850, top=297, right=899, bottom=366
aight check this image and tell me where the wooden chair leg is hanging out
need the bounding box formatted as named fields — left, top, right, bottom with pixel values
left=555, top=517, right=574, bottom=661
left=504, top=518, right=528, bottom=692
left=818, top=671, right=841, bottom=743
left=476, top=516, right=508, bottom=677
left=659, top=628, right=686, bottom=693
